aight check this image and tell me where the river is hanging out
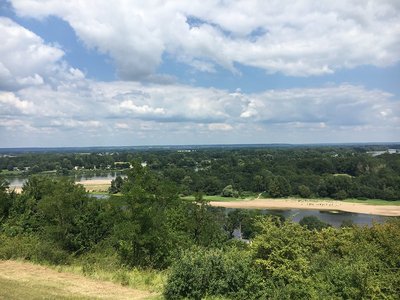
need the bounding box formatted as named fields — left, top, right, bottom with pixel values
left=5, top=174, right=395, bottom=227
left=6, top=172, right=124, bottom=189
left=251, top=208, right=391, bottom=227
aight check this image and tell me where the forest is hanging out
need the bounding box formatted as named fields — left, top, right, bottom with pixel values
left=1, top=150, right=400, bottom=299
left=1, top=145, right=400, bottom=201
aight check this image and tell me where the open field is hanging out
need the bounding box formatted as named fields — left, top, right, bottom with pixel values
left=209, top=198, right=400, bottom=216
left=0, top=260, right=158, bottom=300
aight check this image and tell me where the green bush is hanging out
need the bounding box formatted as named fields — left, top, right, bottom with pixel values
left=164, top=247, right=265, bottom=300
left=299, top=216, right=330, bottom=231
left=0, top=233, right=69, bottom=265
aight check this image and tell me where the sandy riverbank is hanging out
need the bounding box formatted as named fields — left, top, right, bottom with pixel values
left=210, top=198, right=400, bottom=216
left=9, top=179, right=113, bottom=194
left=77, top=179, right=112, bottom=192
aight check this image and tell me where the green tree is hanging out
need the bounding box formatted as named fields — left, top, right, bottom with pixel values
left=109, top=175, right=124, bottom=194
left=252, top=217, right=316, bottom=298
left=298, top=185, right=312, bottom=198
left=113, top=163, right=180, bottom=268
left=268, top=176, right=291, bottom=198
left=38, top=179, right=89, bottom=251
left=222, top=184, right=239, bottom=197
left=299, top=215, right=330, bottom=231
left=0, top=178, right=14, bottom=221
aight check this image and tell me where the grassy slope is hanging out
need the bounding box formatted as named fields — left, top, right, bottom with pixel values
left=0, top=260, right=161, bottom=300
left=0, top=276, right=92, bottom=300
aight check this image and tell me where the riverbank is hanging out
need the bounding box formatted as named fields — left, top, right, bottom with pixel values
left=9, top=179, right=113, bottom=194
left=209, top=198, right=400, bottom=216
left=77, top=179, right=112, bottom=193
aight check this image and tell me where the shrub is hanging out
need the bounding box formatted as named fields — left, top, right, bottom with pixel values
left=299, top=216, right=330, bottom=231
left=298, top=185, right=312, bottom=198
left=164, top=247, right=265, bottom=300
left=0, top=233, right=69, bottom=264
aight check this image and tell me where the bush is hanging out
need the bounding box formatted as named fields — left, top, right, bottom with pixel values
left=221, top=185, right=239, bottom=198
left=334, top=190, right=347, bottom=200
left=298, top=185, right=312, bottom=198
left=299, top=216, right=330, bottom=231
left=0, top=233, right=69, bottom=265
left=164, top=247, right=265, bottom=300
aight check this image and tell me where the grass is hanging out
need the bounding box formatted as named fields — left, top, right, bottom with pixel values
left=57, top=264, right=167, bottom=294
left=88, top=191, right=109, bottom=195
left=0, top=276, right=92, bottom=300
left=0, top=259, right=162, bottom=300
left=56, top=250, right=167, bottom=294
left=0, top=169, right=25, bottom=176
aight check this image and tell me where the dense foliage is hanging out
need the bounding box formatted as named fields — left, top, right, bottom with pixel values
left=1, top=147, right=400, bottom=298
left=2, top=145, right=400, bottom=200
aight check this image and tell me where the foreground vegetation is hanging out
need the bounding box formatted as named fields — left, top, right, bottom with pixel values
left=1, top=160, right=400, bottom=299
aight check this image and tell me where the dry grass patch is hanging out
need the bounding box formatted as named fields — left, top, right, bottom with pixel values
left=0, top=260, right=158, bottom=300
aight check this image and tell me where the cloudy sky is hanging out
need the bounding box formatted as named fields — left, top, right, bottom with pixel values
left=0, top=0, right=399, bottom=147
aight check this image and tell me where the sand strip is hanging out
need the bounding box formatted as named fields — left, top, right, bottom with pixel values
left=210, top=198, right=400, bottom=216
left=77, top=179, right=113, bottom=185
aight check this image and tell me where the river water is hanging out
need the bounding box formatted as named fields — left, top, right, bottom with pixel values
left=5, top=175, right=395, bottom=227
left=252, top=208, right=391, bottom=227
left=6, top=172, right=123, bottom=189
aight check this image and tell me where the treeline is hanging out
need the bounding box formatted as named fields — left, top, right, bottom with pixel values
left=1, top=165, right=399, bottom=299
left=2, top=146, right=400, bottom=200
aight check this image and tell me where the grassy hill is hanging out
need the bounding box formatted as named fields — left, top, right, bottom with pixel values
left=0, top=260, right=160, bottom=300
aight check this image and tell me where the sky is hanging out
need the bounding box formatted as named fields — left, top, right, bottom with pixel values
left=0, top=0, right=399, bottom=147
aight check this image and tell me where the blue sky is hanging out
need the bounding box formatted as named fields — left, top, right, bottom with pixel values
left=0, top=0, right=399, bottom=147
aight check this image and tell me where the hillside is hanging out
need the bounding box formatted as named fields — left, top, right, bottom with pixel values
left=0, top=260, right=157, bottom=300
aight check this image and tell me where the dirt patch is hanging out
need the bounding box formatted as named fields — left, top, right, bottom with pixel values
left=210, top=198, right=400, bottom=216
left=0, top=260, right=156, bottom=300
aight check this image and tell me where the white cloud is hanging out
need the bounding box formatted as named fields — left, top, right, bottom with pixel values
left=10, top=0, right=400, bottom=78
left=0, top=91, right=35, bottom=114
left=1, top=78, right=398, bottom=146
left=0, top=17, right=65, bottom=89
left=208, top=123, right=233, bottom=131
left=50, top=119, right=101, bottom=129
left=119, top=100, right=165, bottom=116
left=115, top=122, right=129, bottom=129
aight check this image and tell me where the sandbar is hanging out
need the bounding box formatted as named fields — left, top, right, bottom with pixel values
left=210, top=198, right=400, bottom=216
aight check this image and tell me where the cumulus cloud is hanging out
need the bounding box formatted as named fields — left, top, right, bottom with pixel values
left=9, top=0, right=400, bottom=78
left=208, top=123, right=234, bottom=131
left=119, top=100, right=165, bottom=116
left=0, top=17, right=65, bottom=90
left=0, top=16, right=88, bottom=94
left=1, top=78, right=398, bottom=146
left=0, top=91, right=35, bottom=115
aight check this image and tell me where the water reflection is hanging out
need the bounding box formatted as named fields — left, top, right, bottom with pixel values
left=6, top=172, right=125, bottom=189
left=235, top=208, right=391, bottom=227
